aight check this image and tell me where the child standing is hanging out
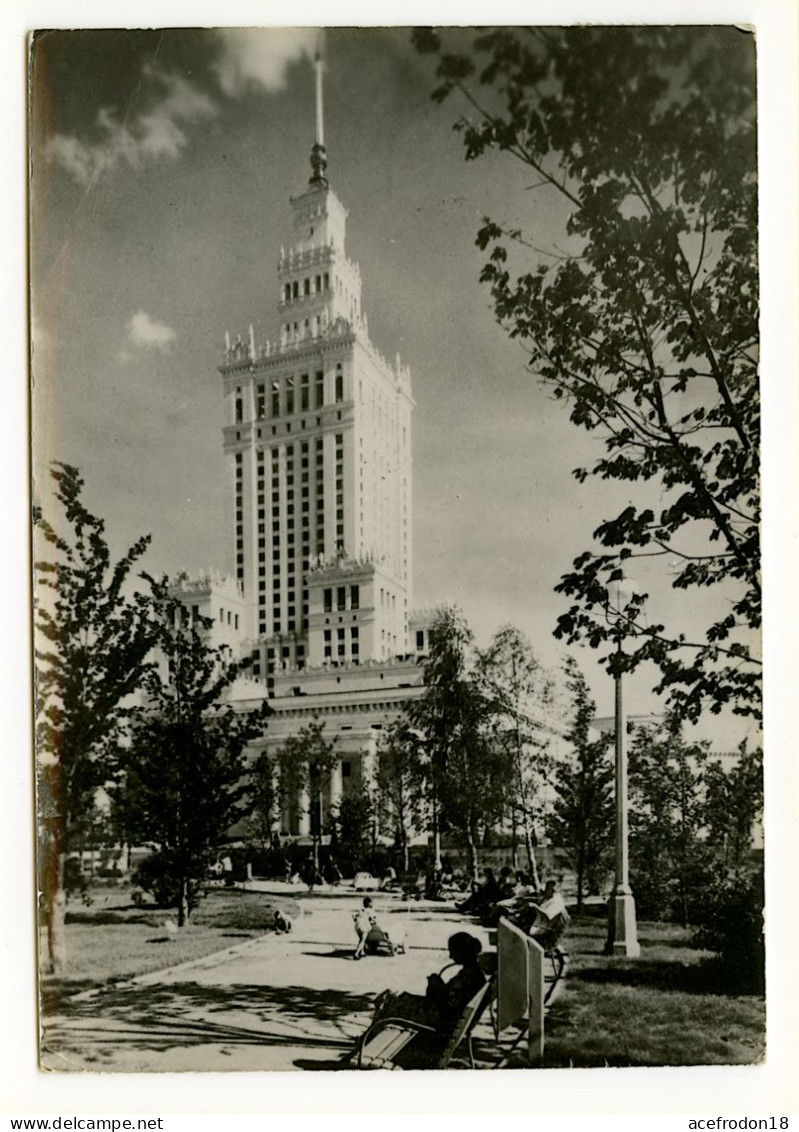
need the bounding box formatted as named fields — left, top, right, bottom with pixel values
left=352, top=896, right=377, bottom=959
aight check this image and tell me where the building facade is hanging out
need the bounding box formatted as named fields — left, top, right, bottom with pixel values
left=170, top=63, right=429, bottom=838
left=219, top=114, right=414, bottom=691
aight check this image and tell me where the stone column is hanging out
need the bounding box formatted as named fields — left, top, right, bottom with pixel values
left=362, top=735, right=379, bottom=850
left=271, top=759, right=283, bottom=836
left=298, top=765, right=311, bottom=837
left=330, top=759, right=343, bottom=813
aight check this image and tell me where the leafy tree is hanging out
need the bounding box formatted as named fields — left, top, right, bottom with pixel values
left=121, top=579, right=270, bottom=925
left=407, top=606, right=504, bottom=879
left=275, top=720, right=339, bottom=871
left=477, top=625, right=556, bottom=885
left=414, top=27, right=760, bottom=723
left=34, top=463, right=156, bottom=972
left=627, top=715, right=712, bottom=925
left=702, top=740, right=763, bottom=872
left=330, top=788, right=375, bottom=875
left=547, top=657, right=614, bottom=909
left=375, top=721, right=426, bottom=873
left=245, top=749, right=280, bottom=851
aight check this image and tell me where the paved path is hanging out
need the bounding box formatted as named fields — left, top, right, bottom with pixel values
left=41, top=889, right=496, bottom=1073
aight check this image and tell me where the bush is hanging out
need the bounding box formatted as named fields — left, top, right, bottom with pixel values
left=131, top=852, right=203, bottom=914
left=691, top=869, right=765, bottom=993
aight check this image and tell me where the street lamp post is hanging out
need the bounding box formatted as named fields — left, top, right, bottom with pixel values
left=605, top=576, right=641, bottom=959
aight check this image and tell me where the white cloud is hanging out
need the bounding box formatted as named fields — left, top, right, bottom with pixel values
left=125, top=310, right=176, bottom=354
left=214, top=28, right=318, bottom=96
left=45, top=68, right=217, bottom=186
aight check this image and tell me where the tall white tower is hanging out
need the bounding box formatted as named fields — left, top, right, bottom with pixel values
left=219, top=52, right=414, bottom=693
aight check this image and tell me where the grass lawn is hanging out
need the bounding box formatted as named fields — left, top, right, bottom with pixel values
left=39, top=884, right=297, bottom=1014
left=502, top=914, right=766, bottom=1068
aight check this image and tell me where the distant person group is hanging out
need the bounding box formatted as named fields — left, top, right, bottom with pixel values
left=457, top=867, right=570, bottom=946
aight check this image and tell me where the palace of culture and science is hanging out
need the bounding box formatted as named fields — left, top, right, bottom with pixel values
left=169, top=57, right=432, bottom=837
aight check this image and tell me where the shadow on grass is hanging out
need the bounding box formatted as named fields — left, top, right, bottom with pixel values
left=42, top=980, right=372, bottom=1065
left=65, top=909, right=164, bottom=927
left=574, top=955, right=763, bottom=997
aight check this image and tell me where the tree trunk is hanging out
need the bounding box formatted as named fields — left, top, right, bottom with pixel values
left=465, top=815, right=478, bottom=883
left=576, top=844, right=585, bottom=912
left=510, top=810, right=519, bottom=870
left=44, top=849, right=68, bottom=975
left=312, top=785, right=323, bottom=871
left=523, top=817, right=540, bottom=889
left=178, top=878, right=189, bottom=927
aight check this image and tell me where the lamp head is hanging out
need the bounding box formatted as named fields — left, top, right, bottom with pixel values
left=605, top=573, right=638, bottom=624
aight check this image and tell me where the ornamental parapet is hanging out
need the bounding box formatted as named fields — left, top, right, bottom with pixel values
left=219, top=319, right=410, bottom=395
left=170, top=570, right=244, bottom=599
left=277, top=243, right=362, bottom=280
left=277, top=243, right=336, bottom=274
left=277, top=653, right=425, bottom=678
left=306, top=550, right=386, bottom=579
left=221, top=315, right=358, bottom=368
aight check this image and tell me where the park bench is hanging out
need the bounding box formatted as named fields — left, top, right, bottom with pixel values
left=492, top=917, right=570, bottom=1067
left=355, top=972, right=497, bottom=1070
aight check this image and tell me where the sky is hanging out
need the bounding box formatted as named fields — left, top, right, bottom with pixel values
left=30, top=25, right=761, bottom=748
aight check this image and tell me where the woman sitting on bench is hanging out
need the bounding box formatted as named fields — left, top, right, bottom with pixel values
left=364, top=931, right=486, bottom=1068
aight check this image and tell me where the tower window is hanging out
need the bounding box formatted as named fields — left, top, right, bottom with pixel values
left=315, top=371, right=324, bottom=409
left=335, top=364, right=343, bottom=403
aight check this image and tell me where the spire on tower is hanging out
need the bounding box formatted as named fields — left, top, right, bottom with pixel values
left=309, top=31, right=328, bottom=188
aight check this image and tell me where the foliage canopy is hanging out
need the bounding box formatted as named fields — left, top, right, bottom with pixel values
left=122, top=578, right=270, bottom=924
left=34, top=462, right=157, bottom=969
left=414, top=26, right=760, bottom=722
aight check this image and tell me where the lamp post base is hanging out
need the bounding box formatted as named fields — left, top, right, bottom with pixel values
left=606, top=890, right=641, bottom=958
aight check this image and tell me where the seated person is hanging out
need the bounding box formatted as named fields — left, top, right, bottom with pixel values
left=379, top=865, right=398, bottom=890
left=364, top=932, right=487, bottom=1068
left=455, top=868, right=500, bottom=914
left=487, top=871, right=537, bottom=922
left=497, top=866, right=516, bottom=900
left=439, top=864, right=455, bottom=889
left=273, top=909, right=292, bottom=934
left=527, top=879, right=571, bottom=949
left=513, top=871, right=536, bottom=899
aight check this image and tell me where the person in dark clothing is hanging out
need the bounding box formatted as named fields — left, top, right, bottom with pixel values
left=497, top=866, right=516, bottom=900
left=364, top=932, right=487, bottom=1068
left=455, top=868, right=500, bottom=914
